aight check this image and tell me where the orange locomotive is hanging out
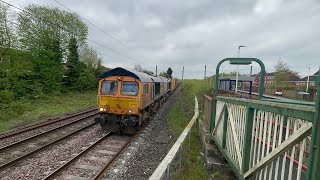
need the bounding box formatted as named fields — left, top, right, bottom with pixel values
left=95, top=67, right=179, bottom=134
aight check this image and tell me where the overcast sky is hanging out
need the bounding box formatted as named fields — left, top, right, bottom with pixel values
left=7, top=0, right=320, bottom=79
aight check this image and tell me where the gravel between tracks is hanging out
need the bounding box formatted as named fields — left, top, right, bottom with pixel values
left=103, top=87, right=181, bottom=180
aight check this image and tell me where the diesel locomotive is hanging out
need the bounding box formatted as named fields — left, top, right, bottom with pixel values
left=94, top=67, right=179, bottom=134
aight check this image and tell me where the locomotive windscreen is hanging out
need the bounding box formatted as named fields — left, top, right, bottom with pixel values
left=121, top=81, right=138, bottom=96
left=101, top=81, right=118, bottom=95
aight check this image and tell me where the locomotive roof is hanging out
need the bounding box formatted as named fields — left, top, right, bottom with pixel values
left=100, top=67, right=169, bottom=83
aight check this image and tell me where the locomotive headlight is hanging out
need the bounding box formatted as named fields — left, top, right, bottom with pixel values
left=99, top=108, right=104, bottom=111
left=129, top=110, right=134, bottom=113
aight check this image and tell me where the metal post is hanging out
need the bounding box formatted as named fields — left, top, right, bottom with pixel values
left=236, top=65, right=239, bottom=93
left=179, top=145, right=182, bottom=170
left=221, top=66, right=225, bottom=77
left=182, top=66, right=184, bottom=88
left=156, top=65, right=158, bottom=77
left=249, top=81, right=252, bottom=95
left=188, top=131, right=191, bottom=150
left=236, top=45, right=246, bottom=93
left=306, top=73, right=320, bottom=180
left=204, top=65, right=206, bottom=80
left=166, top=164, right=170, bottom=180
left=306, top=66, right=310, bottom=93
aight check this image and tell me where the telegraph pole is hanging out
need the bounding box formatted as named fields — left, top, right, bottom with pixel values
left=156, top=65, right=158, bottom=77
left=306, top=66, right=310, bottom=93
left=182, top=66, right=184, bottom=87
left=182, top=66, right=184, bottom=82
left=204, top=65, right=207, bottom=80
left=236, top=45, right=246, bottom=93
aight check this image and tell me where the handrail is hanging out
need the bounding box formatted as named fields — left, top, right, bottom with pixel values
left=149, top=96, right=199, bottom=180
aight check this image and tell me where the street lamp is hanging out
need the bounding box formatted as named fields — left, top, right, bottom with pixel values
left=235, top=45, right=246, bottom=93
left=221, top=66, right=225, bottom=77
left=306, top=66, right=310, bottom=93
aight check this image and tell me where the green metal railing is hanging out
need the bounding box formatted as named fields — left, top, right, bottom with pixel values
left=206, top=58, right=320, bottom=180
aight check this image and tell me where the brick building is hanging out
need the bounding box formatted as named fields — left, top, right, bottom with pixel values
left=252, top=71, right=300, bottom=85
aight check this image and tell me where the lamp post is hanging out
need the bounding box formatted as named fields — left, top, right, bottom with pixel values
left=221, top=66, right=225, bottom=77
left=235, top=45, right=246, bottom=93
left=306, top=66, right=310, bottom=93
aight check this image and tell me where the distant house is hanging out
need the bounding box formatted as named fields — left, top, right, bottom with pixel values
left=294, top=70, right=319, bottom=87
left=252, top=71, right=300, bottom=85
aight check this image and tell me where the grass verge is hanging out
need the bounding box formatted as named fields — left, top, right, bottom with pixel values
left=0, top=90, right=97, bottom=133
left=167, top=79, right=211, bottom=180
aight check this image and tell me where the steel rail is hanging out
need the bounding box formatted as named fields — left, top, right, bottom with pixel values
left=0, top=107, right=97, bottom=140
left=43, top=129, right=141, bottom=180
left=0, top=112, right=98, bottom=152
left=43, top=132, right=112, bottom=180
left=0, top=122, right=96, bottom=171
left=93, top=130, right=141, bottom=180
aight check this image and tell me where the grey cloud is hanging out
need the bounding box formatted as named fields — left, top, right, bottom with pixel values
left=11, top=0, right=320, bottom=78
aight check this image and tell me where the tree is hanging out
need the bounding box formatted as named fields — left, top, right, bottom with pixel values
left=134, top=64, right=143, bottom=72
left=79, top=45, right=103, bottom=69
left=167, top=67, right=173, bottom=78
left=274, top=60, right=290, bottom=85
left=159, top=72, right=168, bottom=78
left=17, top=5, right=88, bottom=93
left=65, top=37, right=80, bottom=88
left=95, top=59, right=109, bottom=78
left=0, top=4, right=17, bottom=49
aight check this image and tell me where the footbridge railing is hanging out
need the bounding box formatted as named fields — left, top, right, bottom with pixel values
left=205, top=57, right=320, bottom=180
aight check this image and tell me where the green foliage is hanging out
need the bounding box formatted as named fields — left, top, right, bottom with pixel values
left=210, top=172, right=228, bottom=180
left=65, top=38, right=98, bottom=90
left=159, top=71, right=169, bottom=78
left=274, top=59, right=292, bottom=85
left=0, top=49, right=37, bottom=98
left=0, top=91, right=97, bottom=132
left=168, top=80, right=211, bottom=180
left=65, top=37, right=80, bottom=88
left=0, top=4, right=17, bottom=49
left=79, top=44, right=102, bottom=69
left=0, top=4, right=105, bottom=115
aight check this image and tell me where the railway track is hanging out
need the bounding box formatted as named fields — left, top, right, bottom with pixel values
left=43, top=133, right=136, bottom=180
left=0, top=107, right=97, bottom=141
left=0, top=107, right=143, bottom=179
left=0, top=110, right=98, bottom=172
